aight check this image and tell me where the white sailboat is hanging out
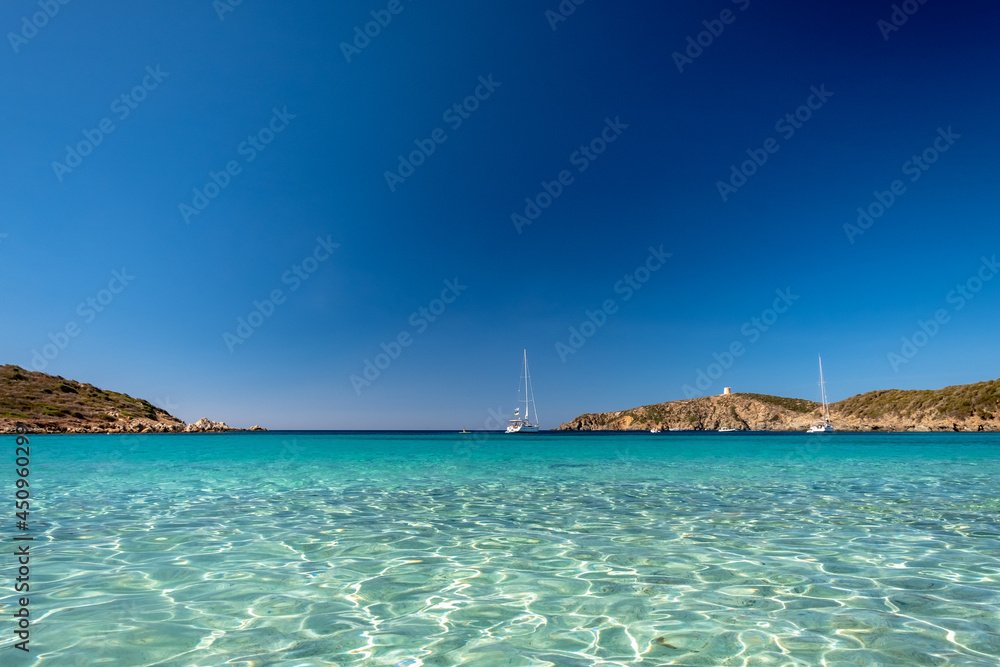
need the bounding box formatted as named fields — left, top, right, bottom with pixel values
left=807, top=355, right=835, bottom=433
left=506, top=349, right=540, bottom=434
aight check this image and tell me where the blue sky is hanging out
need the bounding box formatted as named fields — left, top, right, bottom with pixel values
left=2, top=0, right=998, bottom=429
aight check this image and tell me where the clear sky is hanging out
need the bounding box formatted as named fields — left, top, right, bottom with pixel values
left=2, top=0, right=999, bottom=429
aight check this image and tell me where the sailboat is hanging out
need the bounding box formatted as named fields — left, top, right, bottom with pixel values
left=505, top=349, right=540, bottom=434
left=807, top=355, right=835, bottom=433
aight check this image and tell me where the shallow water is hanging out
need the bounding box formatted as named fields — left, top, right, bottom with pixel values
left=4, top=431, right=1000, bottom=665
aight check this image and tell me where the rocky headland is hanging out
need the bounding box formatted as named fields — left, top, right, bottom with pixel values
left=0, top=365, right=265, bottom=434
left=558, top=380, right=1000, bottom=432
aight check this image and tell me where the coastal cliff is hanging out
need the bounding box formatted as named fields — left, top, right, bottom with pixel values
left=558, top=380, right=1000, bottom=432
left=0, top=365, right=260, bottom=434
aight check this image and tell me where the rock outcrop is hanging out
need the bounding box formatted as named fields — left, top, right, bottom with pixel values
left=184, top=417, right=231, bottom=432
left=559, top=394, right=816, bottom=432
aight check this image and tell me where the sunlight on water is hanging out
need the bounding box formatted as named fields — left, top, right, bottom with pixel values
left=3, top=431, right=999, bottom=665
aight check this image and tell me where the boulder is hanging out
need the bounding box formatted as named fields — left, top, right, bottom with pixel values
left=184, top=417, right=231, bottom=432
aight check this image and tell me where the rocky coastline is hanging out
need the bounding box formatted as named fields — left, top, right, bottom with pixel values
left=0, top=364, right=266, bottom=434
left=0, top=415, right=268, bottom=435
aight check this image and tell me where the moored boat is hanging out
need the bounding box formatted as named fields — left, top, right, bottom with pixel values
left=506, top=349, right=540, bottom=434
left=807, top=355, right=835, bottom=433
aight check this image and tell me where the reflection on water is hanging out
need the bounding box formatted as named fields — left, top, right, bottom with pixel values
left=5, top=432, right=1000, bottom=665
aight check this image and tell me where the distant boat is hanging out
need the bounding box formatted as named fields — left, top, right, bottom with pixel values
left=807, top=355, right=835, bottom=433
left=650, top=427, right=660, bottom=433
left=718, top=427, right=738, bottom=432
left=505, top=349, right=540, bottom=434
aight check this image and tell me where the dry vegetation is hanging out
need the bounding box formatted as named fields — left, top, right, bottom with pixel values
left=0, top=364, right=184, bottom=432
left=833, top=379, right=1000, bottom=422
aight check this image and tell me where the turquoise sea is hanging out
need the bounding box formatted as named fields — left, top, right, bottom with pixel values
left=4, top=431, right=1000, bottom=666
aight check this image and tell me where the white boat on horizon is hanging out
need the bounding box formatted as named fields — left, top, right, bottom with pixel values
left=650, top=427, right=660, bottom=433
left=718, top=427, right=738, bottom=432
left=506, top=349, right=540, bottom=434
left=807, top=355, right=835, bottom=433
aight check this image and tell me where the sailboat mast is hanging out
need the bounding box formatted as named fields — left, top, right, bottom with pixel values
left=522, top=349, right=528, bottom=419
left=818, top=355, right=829, bottom=420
